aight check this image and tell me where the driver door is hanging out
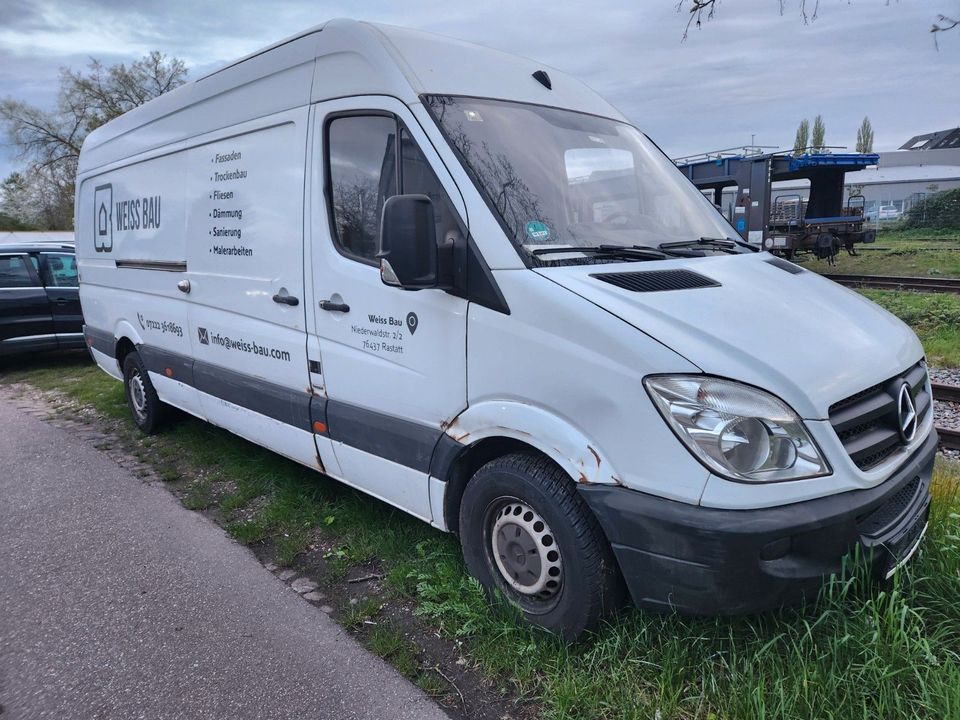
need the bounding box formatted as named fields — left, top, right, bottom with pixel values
left=307, top=97, right=469, bottom=521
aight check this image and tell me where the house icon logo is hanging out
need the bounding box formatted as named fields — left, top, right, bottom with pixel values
left=93, top=184, right=113, bottom=253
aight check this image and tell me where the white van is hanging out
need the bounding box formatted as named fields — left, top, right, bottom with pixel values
left=76, top=19, right=936, bottom=639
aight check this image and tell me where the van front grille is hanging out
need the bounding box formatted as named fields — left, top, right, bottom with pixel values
left=828, top=362, right=930, bottom=471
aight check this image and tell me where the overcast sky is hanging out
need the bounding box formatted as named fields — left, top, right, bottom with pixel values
left=0, top=0, right=957, bottom=180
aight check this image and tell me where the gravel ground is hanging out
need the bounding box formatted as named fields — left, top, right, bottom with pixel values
left=930, top=365, right=960, bottom=460
left=930, top=365, right=960, bottom=431
left=929, top=366, right=960, bottom=386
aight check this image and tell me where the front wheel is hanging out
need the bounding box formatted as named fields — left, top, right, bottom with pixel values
left=123, top=351, right=168, bottom=434
left=459, top=452, right=623, bottom=641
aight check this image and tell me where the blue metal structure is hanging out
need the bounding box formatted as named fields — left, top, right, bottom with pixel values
left=675, top=150, right=880, bottom=259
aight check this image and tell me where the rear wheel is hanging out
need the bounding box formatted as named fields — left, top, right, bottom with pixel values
left=122, top=351, right=167, bottom=434
left=459, top=452, right=623, bottom=641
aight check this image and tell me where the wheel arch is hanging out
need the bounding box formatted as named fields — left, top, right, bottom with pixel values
left=435, top=400, right=623, bottom=534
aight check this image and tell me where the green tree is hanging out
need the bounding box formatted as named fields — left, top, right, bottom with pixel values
left=793, top=119, right=810, bottom=155
left=0, top=51, right=187, bottom=230
left=856, top=116, right=874, bottom=153
left=811, top=114, right=826, bottom=152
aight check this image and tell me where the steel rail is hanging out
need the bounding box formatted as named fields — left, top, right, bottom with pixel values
left=821, top=273, right=960, bottom=294
left=932, top=383, right=960, bottom=404
left=937, top=427, right=960, bottom=451
left=931, top=384, right=960, bottom=450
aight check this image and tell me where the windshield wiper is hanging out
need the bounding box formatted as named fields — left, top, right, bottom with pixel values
left=532, top=244, right=668, bottom=260
left=659, top=236, right=757, bottom=253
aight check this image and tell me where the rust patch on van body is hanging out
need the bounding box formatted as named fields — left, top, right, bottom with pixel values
left=587, top=445, right=601, bottom=467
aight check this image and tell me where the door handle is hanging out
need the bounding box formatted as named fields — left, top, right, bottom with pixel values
left=55, top=298, right=69, bottom=305
left=319, top=300, right=350, bottom=313
left=272, top=293, right=299, bottom=306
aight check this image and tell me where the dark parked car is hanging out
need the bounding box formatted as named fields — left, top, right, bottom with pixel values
left=0, top=240, right=84, bottom=356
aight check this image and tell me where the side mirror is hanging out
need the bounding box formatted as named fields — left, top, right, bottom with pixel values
left=378, top=194, right=440, bottom=290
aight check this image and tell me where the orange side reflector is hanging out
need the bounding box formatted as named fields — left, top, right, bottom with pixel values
left=313, top=421, right=328, bottom=434
left=164, top=368, right=174, bottom=377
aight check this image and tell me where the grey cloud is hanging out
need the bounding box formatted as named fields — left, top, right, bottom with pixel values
left=0, top=0, right=957, bottom=181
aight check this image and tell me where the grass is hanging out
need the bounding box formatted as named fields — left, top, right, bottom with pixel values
left=796, top=227, right=960, bottom=278
left=3, top=351, right=960, bottom=719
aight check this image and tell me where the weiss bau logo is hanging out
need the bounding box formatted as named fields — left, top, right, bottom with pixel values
left=93, top=183, right=162, bottom=253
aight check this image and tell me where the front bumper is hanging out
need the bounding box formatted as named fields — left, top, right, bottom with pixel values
left=580, top=431, right=937, bottom=615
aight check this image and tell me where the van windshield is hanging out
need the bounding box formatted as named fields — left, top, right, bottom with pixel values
left=423, top=96, right=742, bottom=263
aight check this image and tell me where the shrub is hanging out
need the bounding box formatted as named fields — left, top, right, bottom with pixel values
left=903, top=188, right=960, bottom=229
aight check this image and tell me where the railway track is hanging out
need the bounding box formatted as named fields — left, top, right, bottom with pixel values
left=938, top=428, right=960, bottom=452
left=932, top=382, right=960, bottom=404
left=821, top=273, right=960, bottom=294
left=932, top=383, right=960, bottom=451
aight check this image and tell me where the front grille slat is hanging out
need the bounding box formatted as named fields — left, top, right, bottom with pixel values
left=830, top=392, right=896, bottom=435
left=845, top=426, right=901, bottom=463
left=915, top=390, right=931, bottom=420
left=904, top=363, right=927, bottom=390
left=829, top=361, right=927, bottom=471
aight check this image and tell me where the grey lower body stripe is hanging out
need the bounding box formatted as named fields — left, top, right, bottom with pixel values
left=140, top=345, right=196, bottom=387
left=84, top=325, right=116, bottom=357
left=89, top=336, right=447, bottom=473
left=326, top=399, right=442, bottom=474
left=193, top=359, right=315, bottom=433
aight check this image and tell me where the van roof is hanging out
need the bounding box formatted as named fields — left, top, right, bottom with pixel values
left=79, top=19, right=626, bottom=175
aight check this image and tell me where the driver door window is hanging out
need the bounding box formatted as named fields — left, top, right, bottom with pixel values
left=327, top=115, right=462, bottom=264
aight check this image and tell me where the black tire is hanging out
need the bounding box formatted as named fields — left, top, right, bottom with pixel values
left=459, top=452, right=623, bottom=641
left=122, top=351, right=167, bottom=434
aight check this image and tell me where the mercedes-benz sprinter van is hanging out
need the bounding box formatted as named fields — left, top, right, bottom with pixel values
left=77, top=20, right=936, bottom=640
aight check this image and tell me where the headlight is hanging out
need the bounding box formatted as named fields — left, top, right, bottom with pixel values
left=644, top=375, right=830, bottom=483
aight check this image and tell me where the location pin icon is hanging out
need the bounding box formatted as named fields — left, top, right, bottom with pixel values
left=406, top=312, right=418, bottom=335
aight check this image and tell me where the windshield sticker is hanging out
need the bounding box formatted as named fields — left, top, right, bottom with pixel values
left=525, top=221, right=550, bottom=241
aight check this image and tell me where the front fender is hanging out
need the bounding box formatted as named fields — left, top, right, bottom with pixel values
left=443, top=400, right=623, bottom=487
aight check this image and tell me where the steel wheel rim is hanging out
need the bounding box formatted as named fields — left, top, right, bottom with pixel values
left=129, top=369, right=147, bottom=422
left=486, top=497, right=563, bottom=600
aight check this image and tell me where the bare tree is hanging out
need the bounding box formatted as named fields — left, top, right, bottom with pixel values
left=0, top=51, right=187, bottom=230
left=932, top=13, right=959, bottom=48
left=677, top=1, right=956, bottom=46
left=62, top=51, right=187, bottom=128
left=856, top=116, right=874, bottom=153
left=1, top=170, right=73, bottom=230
